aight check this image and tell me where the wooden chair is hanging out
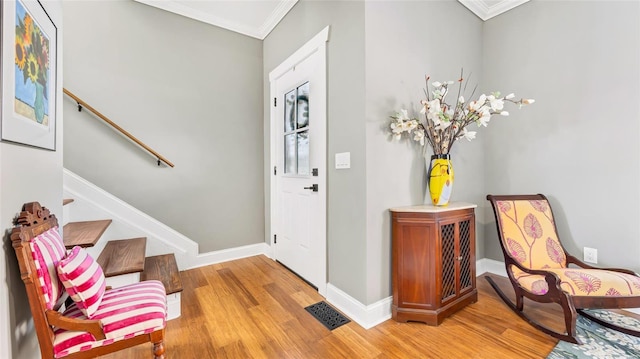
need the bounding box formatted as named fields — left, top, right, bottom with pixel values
left=485, top=194, right=640, bottom=344
left=10, top=202, right=167, bottom=358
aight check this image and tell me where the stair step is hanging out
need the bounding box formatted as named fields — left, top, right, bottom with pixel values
left=97, top=238, right=147, bottom=277
left=141, top=254, right=183, bottom=295
left=63, top=198, right=74, bottom=206
left=62, top=220, right=112, bottom=249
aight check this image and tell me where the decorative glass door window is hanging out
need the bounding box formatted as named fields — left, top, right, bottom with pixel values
left=284, top=82, right=310, bottom=175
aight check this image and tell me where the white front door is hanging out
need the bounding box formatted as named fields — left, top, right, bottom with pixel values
left=269, top=27, right=328, bottom=295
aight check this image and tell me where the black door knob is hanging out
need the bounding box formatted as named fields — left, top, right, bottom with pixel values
left=303, top=184, right=319, bottom=192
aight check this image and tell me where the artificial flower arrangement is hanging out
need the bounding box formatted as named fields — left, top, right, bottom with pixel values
left=390, top=72, right=535, bottom=155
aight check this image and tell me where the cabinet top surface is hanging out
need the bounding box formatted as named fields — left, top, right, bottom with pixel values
left=390, top=202, right=477, bottom=213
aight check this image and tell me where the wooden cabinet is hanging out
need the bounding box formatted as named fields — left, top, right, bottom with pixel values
left=390, top=203, right=477, bottom=325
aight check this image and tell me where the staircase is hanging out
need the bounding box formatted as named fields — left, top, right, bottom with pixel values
left=62, top=199, right=183, bottom=320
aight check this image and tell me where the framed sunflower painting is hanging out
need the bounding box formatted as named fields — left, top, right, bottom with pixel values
left=1, top=0, right=57, bottom=150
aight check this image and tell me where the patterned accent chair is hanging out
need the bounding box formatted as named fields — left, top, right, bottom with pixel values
left=10, top=202, right=167, bottom=358
left=486, top=194, right=640, bottom=344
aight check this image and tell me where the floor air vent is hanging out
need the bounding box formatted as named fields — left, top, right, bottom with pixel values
left=304, top=301, right=350, bottom=330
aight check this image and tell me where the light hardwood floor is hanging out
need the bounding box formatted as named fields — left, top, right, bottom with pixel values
left=102, top=255, right=563, bottom=358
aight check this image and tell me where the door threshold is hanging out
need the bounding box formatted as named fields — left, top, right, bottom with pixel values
left=276, top=260, right=318, bottom=291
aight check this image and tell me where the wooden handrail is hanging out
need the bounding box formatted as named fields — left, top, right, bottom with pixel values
left=63, top=88, right=175, bottom=168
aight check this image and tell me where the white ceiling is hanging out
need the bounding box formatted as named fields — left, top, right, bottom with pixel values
left=134, top=0, right=529, bottom=40
left=134, top=0, right=298, bottom=39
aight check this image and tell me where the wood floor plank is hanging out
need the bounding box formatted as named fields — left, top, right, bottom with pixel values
left=246, top=306, right=299, bottom=356
left=263, top=282, right=330, bottom=341
left=202, top=264, right=233, bottom=298
left=183, top=264, right=209, bottom=289
left=217, top=267, right=259, bottom=307
left=325, top=325, right=382, bottom=358
left=99, top=255, right=562, bottom=359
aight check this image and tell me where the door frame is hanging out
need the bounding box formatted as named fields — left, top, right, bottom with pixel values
left=269, top=26, right=329, bottom=296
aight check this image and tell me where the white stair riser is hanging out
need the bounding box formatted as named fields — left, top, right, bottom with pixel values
left=105, top=273, right=140, bottom=289
left=167, top=293, right=181, bottom=320
left=62, top=203, right=71, bottom=226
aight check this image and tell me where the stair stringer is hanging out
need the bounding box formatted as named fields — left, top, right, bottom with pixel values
left=63, top=169, right=269, bottom=270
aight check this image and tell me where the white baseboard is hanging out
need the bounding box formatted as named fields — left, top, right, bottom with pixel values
left=624, top=308, right=640, bottom=315
left=325, top=283, right=392, bottom=330
left=477, top=258, right=506, bottom=277
left=188, top=243, right=271, bottom=270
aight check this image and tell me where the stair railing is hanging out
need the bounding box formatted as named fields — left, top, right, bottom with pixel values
left=63, top=88, right=175, bottom=167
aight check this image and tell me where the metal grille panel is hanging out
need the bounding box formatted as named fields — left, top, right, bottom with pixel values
left=459, top=220, right=472, bottom=290
left=441, top=223, right=456, bottom=300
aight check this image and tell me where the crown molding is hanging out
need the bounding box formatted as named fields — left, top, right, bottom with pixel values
left=134, top=0, right=297, bottom=40
left=458, top=0, right=530, bottom=21
left=258, top=0, right=297, bottom=39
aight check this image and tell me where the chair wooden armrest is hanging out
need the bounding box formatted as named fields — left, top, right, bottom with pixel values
left=45, top=310, right=106, bottom=341
left=505, top=257, right=566, bottom=296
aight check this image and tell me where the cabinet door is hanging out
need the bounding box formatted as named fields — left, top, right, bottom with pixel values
left=439, top=221, right=457, bottom=304
left=439, top=215, right=475, bottom=305
left=396, top=221, right=436, bottom=310
left=458, top=216, right=475, bottom=296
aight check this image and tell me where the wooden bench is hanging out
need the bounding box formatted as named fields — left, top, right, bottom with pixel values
left=10, top=202, right=167, bottom=359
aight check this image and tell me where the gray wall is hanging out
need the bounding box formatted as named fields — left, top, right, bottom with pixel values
left=0, top=2, right=64, bottom=357
left=482, top=0, right=640, bottom=271
left=63, top=0, right=264, bottom=253
left=264, top=0, right=368, bottom=302
left=364, top=0, right=484, bottom=303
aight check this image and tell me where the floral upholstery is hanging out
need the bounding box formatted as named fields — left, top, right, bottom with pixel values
left=495, top=199, right=566, bottom=270
left=512, top=266, right=640, bottom=296
left=30, top=226, right=68, bottom=310
left=53, top=280, right=167, bottom=358
left=496, top=199, right=640, bottom=297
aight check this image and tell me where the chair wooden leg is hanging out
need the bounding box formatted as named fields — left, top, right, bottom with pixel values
left=153, top=341, right=165, bottom=359
left=151, top=329, right=165, bottom=359
left=515, top=292, right=524, bottom=311
left=560, top=296, right=578, bottom=343
left=485, top=276, right=581, bottom=344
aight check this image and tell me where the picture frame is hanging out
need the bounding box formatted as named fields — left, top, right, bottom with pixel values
left=1, top=0, right=57, bottom=151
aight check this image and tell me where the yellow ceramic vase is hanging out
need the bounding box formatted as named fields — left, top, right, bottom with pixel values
left=428, top=154, right=454, bottom=206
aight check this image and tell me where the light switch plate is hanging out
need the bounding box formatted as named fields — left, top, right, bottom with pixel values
left=335, top=152, right=350, bottom=169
